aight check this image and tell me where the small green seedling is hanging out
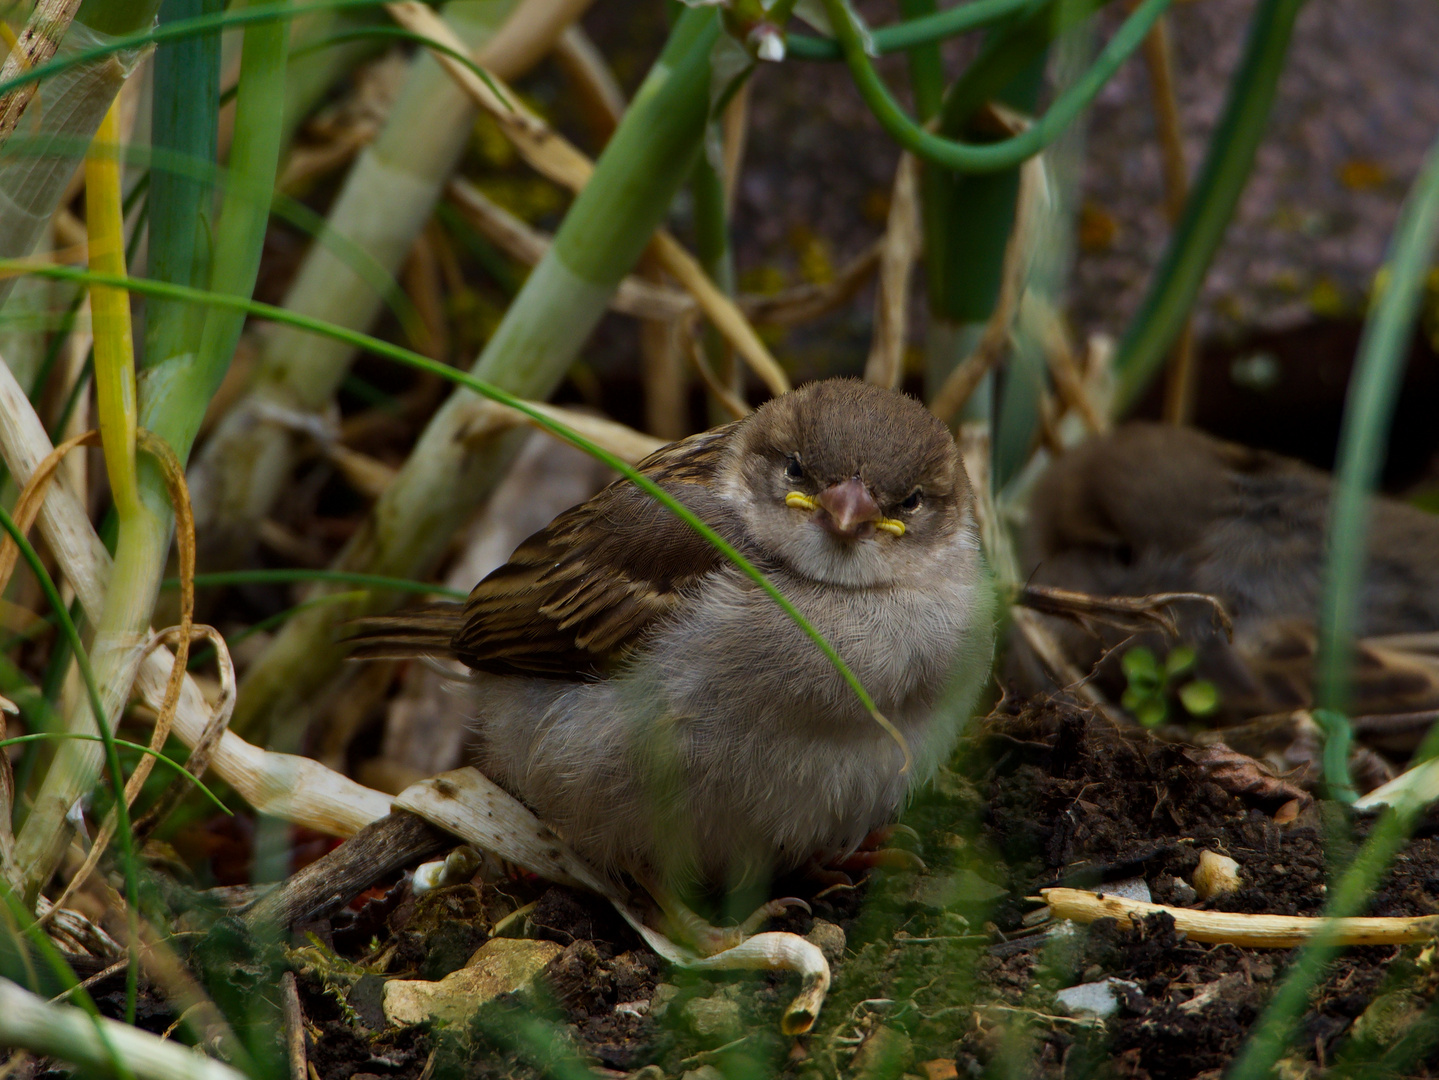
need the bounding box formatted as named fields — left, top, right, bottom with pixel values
left=1120, top=644, right=1220, bottom=729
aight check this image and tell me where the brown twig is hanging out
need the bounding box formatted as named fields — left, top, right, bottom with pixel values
left=1016, top=583, right=1234, bottom=642
left=685, top=320, right=752, bottom=420
left=390, top=1, right=790, bottom=396
left=737, top=241, right=882, bottom=326
left=242, top=812, right=452, bottom=931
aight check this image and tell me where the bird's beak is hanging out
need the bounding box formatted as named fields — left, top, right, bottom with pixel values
left=815, top=478, right=881, bottom=540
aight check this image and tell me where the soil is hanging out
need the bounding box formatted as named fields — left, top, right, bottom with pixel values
left=45, top=696, right=1436, bottom=1080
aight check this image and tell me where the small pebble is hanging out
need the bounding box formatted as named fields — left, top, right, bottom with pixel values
left=1192, top=850, right=1243, bottom=899
left=648, top=983, right=680, bottom=1020
left=805, top=919, right=846, bottom=964
left=1056, top=978, right=1143, bottom=1019
left=1096, top=875, right=1152, bottom=904
left=681, top=994, right=743, bottom=1041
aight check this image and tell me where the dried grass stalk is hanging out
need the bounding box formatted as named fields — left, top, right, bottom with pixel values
left=863, top=154, right=920, bottom=390
left=1042, top=887, right=1439, bottom=947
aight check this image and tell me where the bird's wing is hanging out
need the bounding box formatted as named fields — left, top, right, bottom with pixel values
left=452, top=423, right=743, bottom=677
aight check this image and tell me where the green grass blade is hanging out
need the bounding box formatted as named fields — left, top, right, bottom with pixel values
left=1312, top=138, right=1439, bottom=797
left=1112, top=0, right=1305, bottom=412
left=0, top=734, right=230, bottom=813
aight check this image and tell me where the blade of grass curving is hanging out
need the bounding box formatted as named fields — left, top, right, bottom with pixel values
left=786, top=0, right=1036, bottom=59
left=171, top=568, right=468, bottom=599
left=820, top=0, right=1168, bottom=173
left=1229, top=722, right=1439, bottom=1080
left=281, top=1, right=386, bottom=149
left=899, top=0, right=944, bottom=122
left=10, top=262, right=917, bottom=768
left=1112, top=0, right=1304, bottom=412
left=1311, top=138, right=1439, bottom=800
left=0, top=734, right=229, bottom=812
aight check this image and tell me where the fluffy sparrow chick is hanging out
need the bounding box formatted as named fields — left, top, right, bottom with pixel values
left=353, top=379, right=995, bottom=898
left=1016, top=423, right=1439, bottom=732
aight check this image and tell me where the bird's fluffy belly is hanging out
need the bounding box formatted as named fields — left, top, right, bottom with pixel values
left=470, top=549, right=993, bottom=888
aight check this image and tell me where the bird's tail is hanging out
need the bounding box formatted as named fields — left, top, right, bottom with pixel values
left=343, top=602, right=467, bottom=660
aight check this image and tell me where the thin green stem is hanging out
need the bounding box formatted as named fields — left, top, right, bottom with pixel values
left=0, top=734, right=229, bottom=812
left=821, top=0, right=1170, bottom=173
left=1113, top=0, right=1305, bottom=411
left=187, top=591, right=368, bottom=669
left=11, top=262, right=912, bottom=766
left=1312, top=138, right=1439, bottom=799
left=786, top=0, right=1037, bottom=60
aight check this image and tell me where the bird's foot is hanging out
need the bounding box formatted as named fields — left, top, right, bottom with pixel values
left=657, top=893, right=812, bottom=957
left=808, top=824, right=926, bottom=888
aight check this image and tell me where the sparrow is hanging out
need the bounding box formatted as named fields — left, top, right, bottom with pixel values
left=1014, top=423, right=1439, bottom=756
left=351, top=378, right=996, bottom=913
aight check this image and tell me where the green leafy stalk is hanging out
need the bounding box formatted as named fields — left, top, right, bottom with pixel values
left=1112, top=0, right=1305, bottom=411
left=141, top=0, right=288, bottom=465
left=1312, top=138, right=1439, bottom=799
left=11, top=0, right=289, bottom=907
left=11, top=262, right=913, bottom=766
left=821, top=0, right=1169, bottom=173
left=920, top=0, right=1082, bottom=395
left=189, top=0, right=518, bottom=562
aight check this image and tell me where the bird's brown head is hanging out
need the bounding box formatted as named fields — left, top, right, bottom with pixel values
left=724, top=379, right=975, bottom=586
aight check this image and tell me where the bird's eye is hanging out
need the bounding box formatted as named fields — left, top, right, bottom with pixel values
left=784, top=455, right=804, bottom=481
left=900, top=489, right=923, bottom=512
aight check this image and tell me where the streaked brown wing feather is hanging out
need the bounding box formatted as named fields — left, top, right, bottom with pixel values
left=452, top=424, right=741, bottom=677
